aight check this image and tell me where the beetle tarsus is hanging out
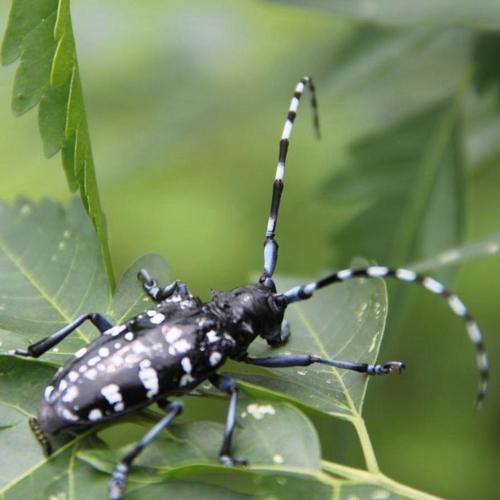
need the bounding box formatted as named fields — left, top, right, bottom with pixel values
left=109, top=463, right=128, bottom=500
left=219, top=454, right=249, bottom=467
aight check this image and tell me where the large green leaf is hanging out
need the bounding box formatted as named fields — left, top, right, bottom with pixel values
left=271, top=0, right=500, bottom=29
left=325, top=99, right=466, bottom=270
left=1, top=0, right=114, bottom=286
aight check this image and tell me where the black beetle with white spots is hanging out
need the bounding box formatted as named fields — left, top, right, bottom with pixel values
left=12, top=77, right=489, bottom=500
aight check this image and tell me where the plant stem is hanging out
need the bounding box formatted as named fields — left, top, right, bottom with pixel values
left=349, top=415, right=380, bottom=473
left=321, top=460, right=443, bottom=500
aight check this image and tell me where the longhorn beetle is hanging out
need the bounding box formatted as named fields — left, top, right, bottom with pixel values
left=12, top=77, right=489, bottom=500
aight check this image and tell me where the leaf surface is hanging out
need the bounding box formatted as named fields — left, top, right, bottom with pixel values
left=0, top=198, right=170, bottom=363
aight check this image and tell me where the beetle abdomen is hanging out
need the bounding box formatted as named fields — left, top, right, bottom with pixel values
left=38, top=310, right=235, bottom=433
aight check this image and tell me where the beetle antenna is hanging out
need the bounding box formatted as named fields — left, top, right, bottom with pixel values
left=260, top=76, right=320, bottom=286
left=283, top=266, right=489, bottom=408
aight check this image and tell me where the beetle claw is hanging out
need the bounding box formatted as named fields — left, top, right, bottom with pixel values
left=219, top=454, right=249, bottom=467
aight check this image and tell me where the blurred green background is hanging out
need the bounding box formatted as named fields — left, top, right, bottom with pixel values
left=1, top=0, right=500, bottom=498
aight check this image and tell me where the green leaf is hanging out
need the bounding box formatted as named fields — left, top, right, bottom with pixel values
left=325, top=99, right=466, bottom=270
left=1, top=0, right=115, bottom=287
left=270, top=0, right=500, bottom=29
left=0, top=198, right=170, bottom=364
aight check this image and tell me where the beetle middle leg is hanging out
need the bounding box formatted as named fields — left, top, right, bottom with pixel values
left=12, top=312, right=112, bottom=358
left=241, top=353, right=405, bottom=376
left=209, top=374, right=248, bottom=466
left=138, top=269, right=191, bottom=302
left=109, top=399, right=183, bottom=500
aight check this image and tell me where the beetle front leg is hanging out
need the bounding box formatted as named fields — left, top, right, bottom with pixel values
left=209, top=374, right=248, bottom=466
left=241, top=353, right=405, bottom=376
left=265, top=320, right=291, bottom=347
left=138, top=269, right=191, bottom=302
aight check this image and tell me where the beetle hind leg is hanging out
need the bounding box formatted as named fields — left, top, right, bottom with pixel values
left=109, top=400, right=183, bottom=500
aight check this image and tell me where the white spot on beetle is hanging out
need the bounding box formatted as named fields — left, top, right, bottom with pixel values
left=98, top=347, right=110, bottom=357
left=124, top=332, right=134, bottom=341
left=84, top=368, right=98, bottom=380
left=139, top=359, right=151, bottom=368
left=138, top=366, right=159, bottom=398
left=61, top=408, right=78, bottom=421
left=88, top=408, right=102, bottom=421
left=87, top=356, right=101, bottom=367
left=114, top=402, right=125, bottom=412
left=112, top=355, right=124, bottom=366
left=44, top=386, right=54, bottom=402
left=114, top=342, right=121, bottom=349
left=146, top=310, right=156, bottom=317
left=181, top=357, right=192, bottom=373
left=150, top=313, right=165, bottom=324
left=164, top=326, right=182, bottom=343
left=179, top=374, right=195, bottom=387
left=59, top=380, right=68, bottom=392
left=132, top=342, right=148, bottom=354
left=68, top=371, right=79, bottom=382
left=74, top=347, right=87, bottom=358
left=78, top=365, right=88, bottom=373
left=62, top=385, right=79, bottom=403
left=246, top=403, right=275, bottom=420
left=101, top=384, right=122, bottom=405
left=209, top=352, right=222, bottom=366
left=206, top=330, right=219, bottom=343
left=173, top=338, right=191, bottom=354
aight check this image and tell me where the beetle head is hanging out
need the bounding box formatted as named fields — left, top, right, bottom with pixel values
left=210, top=284, right=288, bottom=348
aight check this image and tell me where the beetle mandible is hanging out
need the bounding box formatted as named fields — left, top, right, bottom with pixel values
left=12, top=77, right=489, bottom=500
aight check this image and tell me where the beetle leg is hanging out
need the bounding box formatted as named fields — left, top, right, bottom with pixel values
left=12, top=313, right=112, bottom=358
left=209, top=374, right=248, bottom=466
left=242, top=353, right=405, bottom=376
left=138, top=269, right=191, bottom=302
left=109, top=400, right=183, bottom=500
left=265, top=320, right=291, bottom=348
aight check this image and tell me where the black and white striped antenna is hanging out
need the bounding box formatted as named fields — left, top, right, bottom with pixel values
left=260, top=76, right=320, bottom=284
left=283, top=266, right=489, bottom=408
